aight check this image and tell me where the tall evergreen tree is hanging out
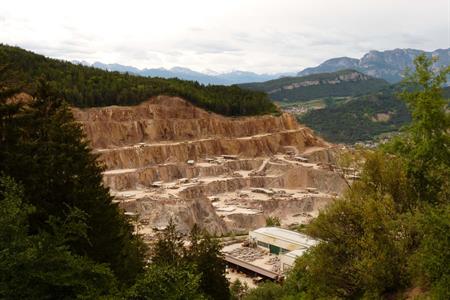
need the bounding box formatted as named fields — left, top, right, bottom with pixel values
left=0, top=79, right=146, bottom=284
left=187, top=225, right=230, bottom=300
left=150, top=222, right=230, bottom=300
left=0, top=176, right=119, bottom=299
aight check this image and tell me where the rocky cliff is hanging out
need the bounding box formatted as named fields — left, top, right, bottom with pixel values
left=73, top=96, right=346, bottom=235
left=72, top=96, right=303, bottom=148
left=238, top=69, right=388, bottom=102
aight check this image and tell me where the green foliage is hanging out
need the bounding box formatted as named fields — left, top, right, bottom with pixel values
left=239, top=69, right=389, bottom=102
left=150, top=221, right=230, bottom=300
left=126, top=264, right=205, bottom=300
left=386, top=54, right=450, bottom=204
left=249, top=54, right=450, bottom=299
left=0, top=81, right=147, bottom=284
left=243, top=282, right=284, bottom=300
left=303, top=196, right=406, bottom=298
left=186, top=225, right=230, bottom=300
left=409, top=204, right=450, bottom=299
left=230, top=279, right=249, bottom=300
left=0, top=44, right=277, bottom=116
left=0, top=176, right=119, bottom=299
left=265, top=216, right=281, bottom=227
left=151, top=218, right=185, bottom=266
left=268, top=151, right=417, bottom=299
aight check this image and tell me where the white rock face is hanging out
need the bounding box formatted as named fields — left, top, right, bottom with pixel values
left=74, top=96, right=347, bottom=236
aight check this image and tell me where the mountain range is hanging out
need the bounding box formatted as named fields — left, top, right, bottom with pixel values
left=73, top=60, right=294, bottom=85
left=75, top=48, right=449, bottom=85
left=297, top=48, right=450, bottom=83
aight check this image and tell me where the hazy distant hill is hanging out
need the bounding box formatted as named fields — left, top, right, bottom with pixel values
left=298, top=48, right=450, bottom=83
left=76, top=61, right=293, bottom=85
left=238, top=69, right=389, bottom=102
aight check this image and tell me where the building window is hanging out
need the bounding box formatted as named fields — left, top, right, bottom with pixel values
left=257, top=241, right=269, bottom=248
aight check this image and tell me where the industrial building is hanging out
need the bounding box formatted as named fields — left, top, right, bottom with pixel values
left=249, top=227, right=318, bottom=272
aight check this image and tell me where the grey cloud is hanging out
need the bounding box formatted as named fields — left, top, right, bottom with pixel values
left=1, top=0, right=448, bottom=73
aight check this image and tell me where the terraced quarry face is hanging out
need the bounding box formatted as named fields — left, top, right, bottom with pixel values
left=73, top=96, right=347, bottom=238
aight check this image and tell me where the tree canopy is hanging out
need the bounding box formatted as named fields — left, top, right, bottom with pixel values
left=148, top=220, right=230, bottom=300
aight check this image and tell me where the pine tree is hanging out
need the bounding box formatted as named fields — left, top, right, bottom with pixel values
left=0, top=176, right=119, bottom=299
left=186, top=225, right=230, bottom=300
left=0, top=80, right=147, bottom=284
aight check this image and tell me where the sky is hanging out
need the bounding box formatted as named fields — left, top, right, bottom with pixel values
left=1, top=0, right=449, bottom=73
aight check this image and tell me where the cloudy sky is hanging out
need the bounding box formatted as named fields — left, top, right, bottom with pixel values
left=1, top=0, right=449, bottom=73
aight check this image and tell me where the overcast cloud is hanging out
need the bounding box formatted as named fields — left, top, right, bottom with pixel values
left=1, top=0, right=449, bottom=73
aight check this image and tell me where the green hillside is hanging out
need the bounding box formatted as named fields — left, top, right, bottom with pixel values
left=238, top=69, right=389, bottom=102
left=299, top=85, right=450, bottom=143
left=0, top=44, right=277, bottom=116
left=299, top=90, right=409, bottom=143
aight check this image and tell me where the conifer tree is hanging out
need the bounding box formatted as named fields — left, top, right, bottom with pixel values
left=0, top=176, right=119, bottom=299
left=187, top=225, right=230, bottom=300
left=0, top=79, right=146, bottom=284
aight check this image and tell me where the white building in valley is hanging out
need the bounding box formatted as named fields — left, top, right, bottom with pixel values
left=249, top=227, right=319, bottom=272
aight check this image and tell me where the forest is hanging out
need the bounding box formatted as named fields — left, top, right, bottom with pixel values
left=299, top=81, right=450, bottom=144
left=299, top=90, right=412, bottom=143
left=0, top=44, right=277, bottom=116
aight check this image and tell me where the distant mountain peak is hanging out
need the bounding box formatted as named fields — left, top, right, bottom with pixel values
left=298, top=48, right=450, bottom=83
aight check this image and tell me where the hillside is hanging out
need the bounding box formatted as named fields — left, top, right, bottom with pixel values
left=297, top=48, right=450, bottom=83
left=0, top=44, right=277, bottom=116
left=238, top=69, right=389, bottom=102
left=299, top=89, right=410, bottom=143
left=299, top=86, right=450, bottom=144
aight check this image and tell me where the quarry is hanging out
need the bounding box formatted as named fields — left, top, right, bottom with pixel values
left=73, top=96, right=348, bottom=238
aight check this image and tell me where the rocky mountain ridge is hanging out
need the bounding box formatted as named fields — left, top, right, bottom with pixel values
left=297, top=48, right=450, bottom=83
left=239, top=69, right=388, bottom=102
left=267, top=70, right=376, bottom=94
